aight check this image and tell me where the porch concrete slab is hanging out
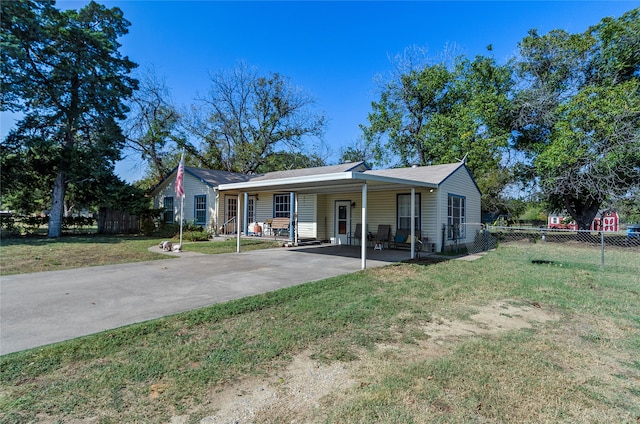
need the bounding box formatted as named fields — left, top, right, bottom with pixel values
left=0, top=244, right=413, bottom=355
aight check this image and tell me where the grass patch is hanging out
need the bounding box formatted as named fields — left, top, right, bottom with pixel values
left=0, top=236, right=279, bottom=275
left=182, top=238, right=281, bottom=254
left=0, top=235, right=169, bottom=275
left=1, top=243, right=639, bottom=422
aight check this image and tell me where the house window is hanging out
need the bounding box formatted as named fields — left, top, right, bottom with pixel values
left=397, top=193, right=421, bottom=230
left=448, top=194, right=466, bottom=239
left=163, top=197, right=174, bottom=223
left=274, top=194, right=290, bottom=218
left=194, top=195, right=206, bottom=225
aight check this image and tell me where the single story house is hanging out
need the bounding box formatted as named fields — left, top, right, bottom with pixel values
left=151, top=161, right=481, bottom=268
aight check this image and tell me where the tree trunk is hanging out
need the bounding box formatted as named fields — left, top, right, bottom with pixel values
left=565, top=196, right=600, bottom=231
left=48, top=170, right=66, bottom=238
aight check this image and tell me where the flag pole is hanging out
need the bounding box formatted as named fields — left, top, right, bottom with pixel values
left=179, top=194, right=184, bottom=249
left=176, top=152, right=185, bottom=251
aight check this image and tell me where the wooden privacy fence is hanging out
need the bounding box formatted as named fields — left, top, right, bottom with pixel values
left=97, top=209, right=140, bottom=234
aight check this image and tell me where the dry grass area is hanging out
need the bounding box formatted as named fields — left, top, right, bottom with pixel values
left=180, top=300, right=558, bottom=423
left=0, top=236, right=169, bottom=274
left=0, top=236, right=278, bottom=275
left=166, top=299, right=637, bottom=424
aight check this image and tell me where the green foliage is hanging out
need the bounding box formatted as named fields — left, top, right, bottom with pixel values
left=338, top=138, right=375, bottom=164
left=611, top=188, right=640, bottom=224
left=518, top=204, right=547, bottom=223
left=362, top=51, right=514, bottom=211
left=513, top=9, right=640, bottom=229
left=0, top=0, right=138, bottom=237
left=182, top=230, right=209, bottom=242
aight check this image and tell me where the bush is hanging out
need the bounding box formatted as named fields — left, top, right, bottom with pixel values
left=63, top=216, right=95, bottom=234
left=154, top=223, right=179, bottom=238
left=0, top=214, right=19, bottom=237
left=182, top=230, right=209, bottom=242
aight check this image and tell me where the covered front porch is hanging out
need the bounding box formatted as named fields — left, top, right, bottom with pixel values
left=218, top=171, right=438, bottom=270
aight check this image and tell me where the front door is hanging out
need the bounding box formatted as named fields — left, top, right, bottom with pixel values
left=224, top=196, right=237, bottom=234
left=334, top=201, right=350, bottom=245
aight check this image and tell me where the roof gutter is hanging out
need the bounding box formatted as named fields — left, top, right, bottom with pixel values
left=218, top=171, right=439, bottom=192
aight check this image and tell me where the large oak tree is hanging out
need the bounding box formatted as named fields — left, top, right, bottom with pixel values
left=1, top=0, right=137, bottom=237
left=183, top=62, right=327, bottom=174
left=513, top=9, right=640, bottom=229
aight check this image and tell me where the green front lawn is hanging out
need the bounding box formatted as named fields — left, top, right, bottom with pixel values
left=1, top=242, right=638, bottom=423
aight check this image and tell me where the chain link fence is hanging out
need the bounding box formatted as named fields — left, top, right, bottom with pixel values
left=439, top=223, right=640, bottom=269
left=440, top=223, right=497, bottom=255
left=483, top=225, right=640, bottom=269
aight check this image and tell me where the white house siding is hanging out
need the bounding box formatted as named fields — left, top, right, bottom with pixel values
left=254, top=194, right=273, bottom=223
left=316, top=195, right=329, bottom=241
left=154, top=173, right=216, bottom=228
left=366, top=191, right=396, bottom=232
left=422, top=190, right=439, bottom=243
left=437, top=167, right=481, bottom=251
left=319, top=190, right=433, bottom=243
left=296, top=194, right=317, bottom=239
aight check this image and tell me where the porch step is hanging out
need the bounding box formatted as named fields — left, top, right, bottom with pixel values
left=297, top=238, right=322, bottom=246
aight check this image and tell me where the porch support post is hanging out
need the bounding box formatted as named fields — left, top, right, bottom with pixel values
left=410, top=187, right=416, bottom=259
left=294, top=194, right=299, bottom=246
left=289, top=192, right=295, bottom=242
left=237, top=192, right=242, bottom=253
left=243, top=192, right=249, bottom=237
left=214, top=191, right=219, bottom=237
left=361, top=182, right=367, bottom=270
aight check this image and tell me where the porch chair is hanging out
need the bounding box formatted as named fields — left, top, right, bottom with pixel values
left=372, top=224, right=391, bottom=250
left=349, top=223, right=368, bottom=246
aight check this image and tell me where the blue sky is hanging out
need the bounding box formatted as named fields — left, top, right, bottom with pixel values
left=2, top=1, right=638, bottom=182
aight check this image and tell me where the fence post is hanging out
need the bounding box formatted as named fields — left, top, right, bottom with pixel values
left=601, top=231, right=605, bottom=270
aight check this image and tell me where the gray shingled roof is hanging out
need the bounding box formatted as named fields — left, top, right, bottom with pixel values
left=186, top=167, right=253, bottom=186
left=364, top=162, right=464, bottom=185
left=249, top=161, right=369, bottom=181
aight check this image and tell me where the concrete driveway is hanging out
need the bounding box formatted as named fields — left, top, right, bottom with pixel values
left=1, top=245, right=407, bottom=355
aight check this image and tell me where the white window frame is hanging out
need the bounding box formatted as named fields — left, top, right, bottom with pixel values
left=194, top=195, right=206, bottom=225
left=163, top=197, right=174, bottom=223
left=447, top=194, right=466, bottom=240
left=397, top=193, right=421, bottom=231
left=273, top=194, right=290, bottom=218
